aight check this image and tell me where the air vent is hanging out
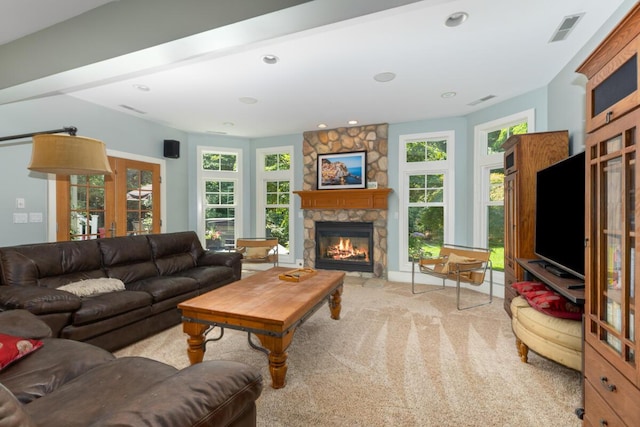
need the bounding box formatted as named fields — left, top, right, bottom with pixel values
left=549, top=13, right=584, bottom=43
left=119, top=104, right=147, bottom=114
left=467, top=95, right=496, bottom=106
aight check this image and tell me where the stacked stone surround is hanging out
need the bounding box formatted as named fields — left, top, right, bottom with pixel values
left=301, top=123, right=389, bottom=278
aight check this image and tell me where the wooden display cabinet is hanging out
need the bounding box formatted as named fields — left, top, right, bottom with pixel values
left=577, top=4, right=640, bottom=425
left=502, top=131, right=569, bottom=316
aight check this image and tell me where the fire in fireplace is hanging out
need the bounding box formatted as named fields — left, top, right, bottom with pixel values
left=315, top=221, right=374, bottom=272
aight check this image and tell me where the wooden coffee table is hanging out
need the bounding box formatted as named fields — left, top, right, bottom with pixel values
left=178, top=267, right=345, bottom=389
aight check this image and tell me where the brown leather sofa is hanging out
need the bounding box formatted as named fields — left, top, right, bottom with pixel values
left=0, top=309, right=263, bottom=427
left=0, top=231, right=243, bottom=351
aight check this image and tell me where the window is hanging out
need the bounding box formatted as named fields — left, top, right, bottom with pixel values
left=256, top=147, right=293, bottom=263
left=198, top=147, right=242, bottom=250
left=473, top=109, right=534, bottom=272
left=399, top=131, right=455, bottom=271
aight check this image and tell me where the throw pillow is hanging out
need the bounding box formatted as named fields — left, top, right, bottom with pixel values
left=0, top=333, right=43, bottom=371
left=512, top=281, right=547, bottom=295
left=57, top=278, right=125, bottom=297
left=524, top=289, right=583, bottom=320
left=441, top=252, right=478, bottom=274
left=244, top=246, right=271, bottom=259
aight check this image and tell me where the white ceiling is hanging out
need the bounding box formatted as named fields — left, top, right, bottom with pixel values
left=0, top=0, right=629, bottom=138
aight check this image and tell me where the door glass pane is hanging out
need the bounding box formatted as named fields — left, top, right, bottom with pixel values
left=604, top=155, right=623, bottom=353
left=69, top=175, right=106, bottom=240
left=126, top=168, right=154, bottom=234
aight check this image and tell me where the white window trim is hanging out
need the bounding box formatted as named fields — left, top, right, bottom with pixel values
left=196, top=146, right=243, bottom=248
left=472, top=109, right=534, bottom=248
left=398, top=130, right=455, bottom=272
left=255, top=146, right=294, bottom=264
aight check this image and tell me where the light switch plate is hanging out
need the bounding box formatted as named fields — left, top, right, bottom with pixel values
left=13, top=213, right=28, bottom=223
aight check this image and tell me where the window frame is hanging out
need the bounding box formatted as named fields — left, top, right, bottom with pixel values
left=197, top=146, right=243, bottom=249
left=473, top=109, right=534, bottom=276
left=255, top=146, right=294, bottom=264
left=398, top=130, right=455, bottom=272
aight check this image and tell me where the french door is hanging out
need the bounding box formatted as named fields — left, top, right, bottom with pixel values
left=56, top=157, right=161, bottom=240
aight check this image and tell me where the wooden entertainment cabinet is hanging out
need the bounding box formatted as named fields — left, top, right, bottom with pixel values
left=502, top=131, right=568, bottom=316
left=577, top=4, right=640, bottom=425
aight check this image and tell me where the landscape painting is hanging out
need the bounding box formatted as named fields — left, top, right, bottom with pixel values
left=317, top=151, right=367, bottom=190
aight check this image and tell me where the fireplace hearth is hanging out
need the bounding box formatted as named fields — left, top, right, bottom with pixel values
left=315, top=221, right=374, bottom=272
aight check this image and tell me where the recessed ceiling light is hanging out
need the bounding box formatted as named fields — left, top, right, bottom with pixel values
left=374, top=72, right=396, bottom=83
left=445, top=12, right=468, bottom=27
left=239, top=97, right=258, bottom=104
left=262, top=54, right=280, bottom=65
left=318, top=123, right=328, bottom=129
left=133, top=84, right=150, bottom=92
left=348, top=120, right=358, bottom=125
left=223, top=122, right=235, bottom=127
left=206, top=130, right=228, bottom=135
left=441, top=91, right=457, bottom=98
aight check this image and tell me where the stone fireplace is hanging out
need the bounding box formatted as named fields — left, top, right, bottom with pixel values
left=298, top=123, right=389, bottom=278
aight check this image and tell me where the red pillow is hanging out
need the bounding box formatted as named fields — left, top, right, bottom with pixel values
left=524, top=290, right=583, bottom=320
left=0, top=333, right=43, bottom=370
left=512, top=281, right=547, bottom=295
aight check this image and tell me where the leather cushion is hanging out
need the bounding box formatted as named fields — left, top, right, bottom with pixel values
left=24, top=357, right=179, bottom=427
left=154, top=253, right=196, bottom=276
left=175, top=266, right=234, bottom=289
left=0, top=310, right=52, bottom=339
left=0, top=338, right=115, bottom=404
left=126, top=276, right=199, bottom=302
left=71, top=291, right=152, bottom=326
left=0, top=241, right=102, bottom=287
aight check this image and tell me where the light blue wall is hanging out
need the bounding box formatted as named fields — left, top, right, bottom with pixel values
left=0, top=95, right=189, bottom=245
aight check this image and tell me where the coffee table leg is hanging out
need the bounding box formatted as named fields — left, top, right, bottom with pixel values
left=329, top=285, right=343, bottom=320
left=255, top=332, right=295, bottom=389
left=182, top=321, right=208, bottom=365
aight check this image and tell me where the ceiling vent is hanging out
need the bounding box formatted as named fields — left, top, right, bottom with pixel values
left=467, top=95, right=496, bottom=106
left=549, top=13, right=584, bottom=43
left=119, top=104, right=147, bottom=114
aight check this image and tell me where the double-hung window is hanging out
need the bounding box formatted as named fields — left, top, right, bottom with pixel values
left=256, top=147, right=293, bottom=264
left=198, top=147, right=242, bottom=250
left=399, top=131, right=454, bottom=271
left=473, top=109, right=533, bottom=272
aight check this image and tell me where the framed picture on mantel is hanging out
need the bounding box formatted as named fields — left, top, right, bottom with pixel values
left=317, top=151, right=367, bottom=190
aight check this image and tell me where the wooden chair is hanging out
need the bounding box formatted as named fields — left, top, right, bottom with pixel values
left=235, top=238, right=278, bottom=267
left=411, top=243, right=493, bottom=310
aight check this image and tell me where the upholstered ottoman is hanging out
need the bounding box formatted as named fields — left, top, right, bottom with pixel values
left=511, top=295, right=582, bottom=371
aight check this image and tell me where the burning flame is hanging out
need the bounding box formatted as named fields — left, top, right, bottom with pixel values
left=326, top=237, right=369, bottom=261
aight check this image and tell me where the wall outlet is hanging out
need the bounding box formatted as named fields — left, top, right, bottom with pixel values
left=296, top=259, right=304, bottom=267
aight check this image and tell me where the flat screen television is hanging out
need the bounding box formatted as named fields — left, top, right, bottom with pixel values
left=534, top=151, right=586, bottom=279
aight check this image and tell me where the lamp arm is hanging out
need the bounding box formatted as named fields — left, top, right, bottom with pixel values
left=0, top=126, right=77, bottom=142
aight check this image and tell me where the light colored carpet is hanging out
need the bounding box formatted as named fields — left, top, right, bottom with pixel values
left=115, top=277, right=582, bottom=427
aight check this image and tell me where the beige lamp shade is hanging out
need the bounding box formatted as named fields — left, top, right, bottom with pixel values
left=28, top=134, right=113, bottom=175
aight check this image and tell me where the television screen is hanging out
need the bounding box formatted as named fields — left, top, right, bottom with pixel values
left=534, top=151, right=586, bottom=279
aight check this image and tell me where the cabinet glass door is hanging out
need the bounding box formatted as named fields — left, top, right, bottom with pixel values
left=591, top=126, right=636, bottom=367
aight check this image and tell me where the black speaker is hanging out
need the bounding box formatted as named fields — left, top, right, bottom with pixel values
left=163, top=139, right=180, bottom=158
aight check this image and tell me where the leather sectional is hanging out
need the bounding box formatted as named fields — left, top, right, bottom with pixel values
left=0, top=231, right=243, bottom=351
left=0, top=309, right=263, bottom=426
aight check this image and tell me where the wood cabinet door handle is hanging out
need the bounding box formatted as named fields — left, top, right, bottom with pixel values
left=599, top=376, right=617, bottom=392
left=605, top=111, right=613, bottom=124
